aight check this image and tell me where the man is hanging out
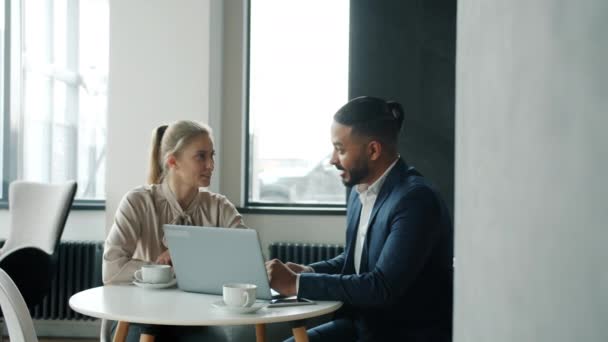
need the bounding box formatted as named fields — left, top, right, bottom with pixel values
left=267, top=96, right=453, bottom=341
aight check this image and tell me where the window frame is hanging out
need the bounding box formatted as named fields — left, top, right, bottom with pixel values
left=243, top=0, right=348, bottom=212
left=0, top=0, right=105, bottom=210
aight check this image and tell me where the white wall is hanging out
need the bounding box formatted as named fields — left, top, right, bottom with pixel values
left=0, top=210, right=105, bottom=241
left=220, top=0, right=246, bottom=204
left=455, top=1, right=608, bottom=341
left=106, top=0, right=222, bottom=232
left=243, top=214, right=345, bottom=259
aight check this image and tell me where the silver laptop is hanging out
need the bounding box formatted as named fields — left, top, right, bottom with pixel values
left=163, top=225, right=274, bottom=300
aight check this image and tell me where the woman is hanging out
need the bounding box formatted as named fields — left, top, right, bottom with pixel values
left=103, top=120, right=246, bottom=341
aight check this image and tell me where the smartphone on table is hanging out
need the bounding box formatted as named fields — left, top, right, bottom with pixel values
left=267, top=296, right=315, bottom=307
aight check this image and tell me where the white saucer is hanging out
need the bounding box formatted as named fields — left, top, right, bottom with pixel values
left=133, top=278, right=177, bottom=289
left=211, top=300, right=266, bottom=314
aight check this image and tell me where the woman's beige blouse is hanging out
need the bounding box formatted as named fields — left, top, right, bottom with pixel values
left=103, top=182, right=246, bottom=284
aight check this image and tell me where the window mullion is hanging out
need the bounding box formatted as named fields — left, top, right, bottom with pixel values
left=45, top=0, right=53, bottom=182
left=63, top=0, right=78, bottom=182
left=7, top=0, right=23, bottom=184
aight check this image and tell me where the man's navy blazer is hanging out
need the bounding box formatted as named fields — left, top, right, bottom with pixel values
left=298, top=159, right=453, bottom=340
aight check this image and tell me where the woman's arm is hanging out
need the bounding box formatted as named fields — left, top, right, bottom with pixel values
left=102, top=192, right=149, bottom=284
left=219, top=195, right=247, bottom=228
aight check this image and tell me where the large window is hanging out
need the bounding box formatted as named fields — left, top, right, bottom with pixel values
left=1, top=0, right=108, bottom=205
left=247, top=0, right=349, bottom=207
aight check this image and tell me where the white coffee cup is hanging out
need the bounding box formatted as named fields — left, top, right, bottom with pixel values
left=222, top=283, right=257, bottom=308
left=134, top=265, right=173, bottom=284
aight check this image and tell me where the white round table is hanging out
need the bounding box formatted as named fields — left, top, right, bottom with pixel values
left=69, top=285, right=342, bottom=342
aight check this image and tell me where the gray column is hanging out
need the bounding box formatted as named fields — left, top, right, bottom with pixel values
left=455, top=0, right=608, bottom=341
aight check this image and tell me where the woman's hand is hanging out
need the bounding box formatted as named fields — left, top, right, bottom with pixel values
left=155, top=249, right=172, bottom=265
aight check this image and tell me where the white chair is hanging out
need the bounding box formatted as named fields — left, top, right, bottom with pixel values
left=0, top=180, right=77, bottom=309
left=100, top=318, right=112, bottom=342
left=0, top=268, right=38, bottom=342
left=1, top=180, right=77, bottom=257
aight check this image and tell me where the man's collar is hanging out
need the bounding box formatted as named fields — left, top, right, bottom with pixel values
left=356, top=156, right=400, bottom=196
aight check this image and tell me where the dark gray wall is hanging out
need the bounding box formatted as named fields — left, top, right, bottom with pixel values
left=349, top=0, right=456, bottom=214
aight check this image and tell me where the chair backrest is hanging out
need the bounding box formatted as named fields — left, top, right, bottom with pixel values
left=0, top=268, right=38, bottom=342
left=2, top=180, right=77, bottom=256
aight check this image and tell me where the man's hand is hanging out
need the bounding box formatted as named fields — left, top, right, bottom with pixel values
left=285, top=262, right=314, bottom=274
left=265, top=259, right=297, bottom=296
left=155, top=249, right=172, bottom=265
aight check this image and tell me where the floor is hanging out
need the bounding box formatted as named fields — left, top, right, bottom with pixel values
left=5, top=313, right=332, bottom=342
left=39, top=340, right=96, bottom=342
left=7, top=340, right=96, bottom=342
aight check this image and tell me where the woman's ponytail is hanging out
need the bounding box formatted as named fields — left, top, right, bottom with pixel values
left=147, top=125, right=168, bottom=184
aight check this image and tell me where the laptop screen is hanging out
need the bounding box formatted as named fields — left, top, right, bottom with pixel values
left=163, top=225, right=274, bottom=300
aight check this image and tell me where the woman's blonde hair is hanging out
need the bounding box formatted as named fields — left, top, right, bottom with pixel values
left=147, top=120, right=213, bottom=184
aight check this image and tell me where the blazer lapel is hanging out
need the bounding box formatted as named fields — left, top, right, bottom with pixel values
left=365, top=159, right=408, bottom=230
left=360, top=159, right=410, bottom=272
left=342, top=190, right=361, bottom=274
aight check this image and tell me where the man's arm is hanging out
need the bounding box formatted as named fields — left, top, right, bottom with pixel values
left=298, top=186, right=441, bottom=308
left=266, top=252, right=346, bottom=296
left=307, top=252, right=346, bottom=274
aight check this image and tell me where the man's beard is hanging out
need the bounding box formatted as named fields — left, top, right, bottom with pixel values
left=339, top=157, right=370, bottom=187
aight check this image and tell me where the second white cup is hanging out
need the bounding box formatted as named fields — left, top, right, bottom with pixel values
left=222, top=283, right=257, bottom=307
